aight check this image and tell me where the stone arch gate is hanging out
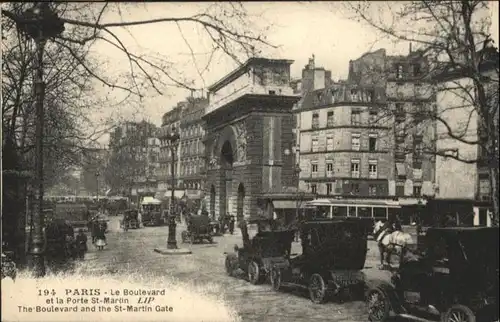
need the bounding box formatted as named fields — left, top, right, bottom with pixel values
left=203, top=94, right=301, bottom=223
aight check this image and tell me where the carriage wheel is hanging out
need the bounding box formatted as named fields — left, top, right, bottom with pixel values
left=308, top=273, right=328, bottom=304
left=270, top=268, right=282, bottom=291
left=247, top=261, right=264, bottom=285
left=442, top=304, right=476, bottom=322
left=366, top=288, right=390, bottom=321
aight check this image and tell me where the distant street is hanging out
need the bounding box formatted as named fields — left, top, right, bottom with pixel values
left=78, top=216, right=393, bottom=322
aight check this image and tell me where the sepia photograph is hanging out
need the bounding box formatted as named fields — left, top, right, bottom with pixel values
left=1, top=1, right=499, bottom=321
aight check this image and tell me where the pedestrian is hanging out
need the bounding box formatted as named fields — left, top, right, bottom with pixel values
left=95, top=222, right=107, bottom=250
left=75, top=229, right=88, bottom=260
left=228, top=215, right=235, bottom=235
left=219, top=214, right=226, bottom=234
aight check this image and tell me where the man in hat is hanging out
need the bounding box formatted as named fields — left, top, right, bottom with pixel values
left=75, top=229, right=88, bottom=260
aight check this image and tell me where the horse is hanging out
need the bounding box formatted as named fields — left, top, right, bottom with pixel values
left=373, top=220, right=413, bottom=269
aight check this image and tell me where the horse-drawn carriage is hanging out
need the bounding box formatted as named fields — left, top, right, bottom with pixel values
left=366, top=226, right=499, bottom=322
left=140, top=197, right=164, bottom=226
left=120, top=209, right=140, bottom=231
left=181, top=214, right=213, bottom=244
left=269, top=218, right=369, bottom=303
left=45, top=219, right=78, bottom=271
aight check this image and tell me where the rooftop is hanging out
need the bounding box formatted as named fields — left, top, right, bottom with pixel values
left=208, top=57, right=294, bottom=93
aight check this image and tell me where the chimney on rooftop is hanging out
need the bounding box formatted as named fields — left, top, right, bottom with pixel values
left=309, top=54, right=315, bottom=69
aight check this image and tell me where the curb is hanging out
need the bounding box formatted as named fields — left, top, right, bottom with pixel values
left=153, top=248, right=192, bottom=255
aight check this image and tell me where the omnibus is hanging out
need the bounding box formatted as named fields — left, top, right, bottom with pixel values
left=305, top=198, right=402, bottom=223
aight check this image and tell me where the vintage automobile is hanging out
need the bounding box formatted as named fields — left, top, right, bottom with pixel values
left=268, top=218, right=369, bottom=303
left=181, top=215, right=213, bottom=244
left=140, top=197, right=164, bottom=226
left=120, top=209, right=140, bottom=231
left=366, top=227, right=499, bottom=322
left=225, top=219, right=296, bottom=285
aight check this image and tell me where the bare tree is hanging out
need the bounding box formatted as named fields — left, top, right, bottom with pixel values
left=344, top=1, right=499, bottom=224
left=2, top=2, right=274, bottom=96
left=2, top=3, right=110, bottom=189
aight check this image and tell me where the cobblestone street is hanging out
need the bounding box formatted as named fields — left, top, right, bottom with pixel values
left=77, top=217, right=394, bottom=322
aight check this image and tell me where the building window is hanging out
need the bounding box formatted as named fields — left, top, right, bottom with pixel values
left=312, top=138, right=319, bottom=152
left=326, top=161, right=334, bottom=177
left=369, top=111, right=378, bottom=124
left=396, top=64, right=404, bottom=79
left=367, top=90, right=375, bottom=102
left=311, top=163, right=318, bottom=173
left=350, top=89, right=358, bottom=101
left=326, top=183, right=333, bottom=195
left=326, top=137, right=334, bottom=151
left=412, top=63, right=421, bottom=77
left=395, top=103, right=405, bottom=116
left=311, top=184, right=317, bottom=194
left=396, top=182, right=405, bottom=196
left=413, top=186, right=422, bottom=197
left=351, top=110, right=361, bottom=125
left=351, top=183, right=360, bottom=195
left=327, top=111, right=335, bottom=127
left=312, top=113, right=319, bottom=129
left=369, top=135, right=377, bottom=152
left=351, top=159, right=360, bottom=178
left=479, top=179, right=490, bottom=196
left=351, top=134, right=360, bottom=151
left=369, top=185, right=377, bottom=196
left=368, top=161, right=378, bottom=179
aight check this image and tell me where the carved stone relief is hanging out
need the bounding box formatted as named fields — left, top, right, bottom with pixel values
left=208, top=132, right=220, bottom=169
left=232, top=122, right=247, bottom=163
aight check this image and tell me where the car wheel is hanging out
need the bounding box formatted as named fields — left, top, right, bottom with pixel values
left=270, top=268, right=282, bottom=291
left=247, top=261, right=263, bottom=285
left=366, top=288, right=390, bottom=322
left=442, top=304, right=476, bottom=322
left=308, top=273, right=328, bottom=304
left=225, top=256, right=235, bottom=277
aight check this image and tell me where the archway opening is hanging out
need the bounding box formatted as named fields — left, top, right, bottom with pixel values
left=221, top=140, right=234, bottom=168
left=210, top=185, right=216, bottom=220
left=220, top=140, right=234, bottom=217
left=237, top=183, right=245, bottom=222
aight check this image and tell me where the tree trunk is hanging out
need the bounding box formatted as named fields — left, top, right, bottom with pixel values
left=489, top=166, right=499, bottom=226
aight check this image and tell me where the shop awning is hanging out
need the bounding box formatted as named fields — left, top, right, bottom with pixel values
left=185, top=190, right=202, bottom=199
left=165, top=190, right=185, bottom=198
left=396, top=163, right=406, bottom=177
left=141, top=197, right=161, bottom=205
left=273, top=200, right=298, bottom=209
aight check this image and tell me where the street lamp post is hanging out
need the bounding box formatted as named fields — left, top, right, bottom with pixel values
left=95, top=171, right=100, bottom=203
left=12, top=3, right=65, bottom=277
left=165, top=127, right=180, bottom=249
left=284, top=148, right=302, bottom=241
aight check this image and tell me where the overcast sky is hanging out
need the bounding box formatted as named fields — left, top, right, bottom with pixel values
left=88, top=1, right=499, bottom=147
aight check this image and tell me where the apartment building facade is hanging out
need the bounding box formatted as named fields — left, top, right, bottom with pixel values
left=295, top=51, right=436, bottom=198
left=296, top=83, right=392, bottom=196
left=156, top=103, right=184, bottom=199
left=108, top=121, right=158, bottom=200
left=179, top=96, right=208, bottom=200
left=434, top=46, right=499, bottom=202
